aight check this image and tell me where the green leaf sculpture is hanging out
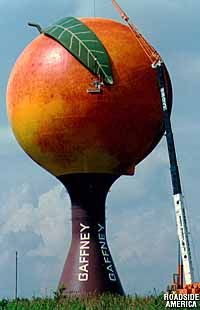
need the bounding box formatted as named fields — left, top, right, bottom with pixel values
left=43, top=17, right=113, bottom=85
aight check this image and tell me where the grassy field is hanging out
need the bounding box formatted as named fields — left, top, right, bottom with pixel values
left=1, top=293, right=200, bottom=310
left=0, top=294, right=162, bottom=310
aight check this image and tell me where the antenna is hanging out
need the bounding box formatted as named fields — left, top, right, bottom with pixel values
left=15, top=251, right=18, bottom=299
left=93, top=0, right=96, bottom=17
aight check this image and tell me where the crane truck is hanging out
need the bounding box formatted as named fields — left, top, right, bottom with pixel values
left=111, top=0, right=200, bottom=294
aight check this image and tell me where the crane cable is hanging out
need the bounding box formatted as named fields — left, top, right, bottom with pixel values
left=111, top=0, right=161, bottom=65
left=126, top=21, right=160, bottom=64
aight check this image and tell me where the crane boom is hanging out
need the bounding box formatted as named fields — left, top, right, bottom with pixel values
left=111, top=0, right=195, bottom=287
left=153, top=61, right=194, bottom=285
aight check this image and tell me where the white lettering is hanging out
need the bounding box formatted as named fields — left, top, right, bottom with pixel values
left=78, top=273, right=88, bottom=281
left=160, top=88, right=167, bottom=111
left=98, top=223, right=117, bottom=282
left=80, top=249, right=89, bottom=256
left=100, top=241, right=107, bottom=250
left=164, top=293, right=198, bottom=308
left=79, top=264, right=89, bottom=273
left=107, top=265, right=114, bottom=273
left=79, top=223, right=90, bottom=282
left=104, top=256, right=111, bottom=264
left=165, top=300, right=196, bottom=308
left=98, top=233, right=105, bottom=240
left=80, top=233, right=90, bottom=240
left=102, top=249, right=109, bottom=256
left=109, top=273, right=117, bottom=281
left=165, top=300, right=170, bottom=307
left=98, top=223, right=104, bottom=232
left=164, top=293, right=200, bottom=301
left=80, top=240, right=90, bottom=249
left=80, top=223, right=90, bottom=232
left=79, top=256, right=89, bottom=264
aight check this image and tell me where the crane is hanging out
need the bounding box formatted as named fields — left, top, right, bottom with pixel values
left=153, top=60, right=194, bottom=288
left=112, top=0, right=198, bottom=293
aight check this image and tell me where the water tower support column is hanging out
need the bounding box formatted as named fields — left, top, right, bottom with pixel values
left=57, top=173, right=124, bottom=296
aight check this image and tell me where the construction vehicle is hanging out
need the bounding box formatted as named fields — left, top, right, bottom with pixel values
left=111, top=0, right=200, bottom=294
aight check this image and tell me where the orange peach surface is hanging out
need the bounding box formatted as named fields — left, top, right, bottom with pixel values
left=6, top=18, right=172, bottom=177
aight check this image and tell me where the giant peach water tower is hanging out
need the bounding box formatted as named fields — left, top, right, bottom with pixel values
left=6, top=2, right=173, bottom=295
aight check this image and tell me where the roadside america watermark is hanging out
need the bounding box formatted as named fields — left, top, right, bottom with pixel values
left=164, top=293, right=200, bottom=308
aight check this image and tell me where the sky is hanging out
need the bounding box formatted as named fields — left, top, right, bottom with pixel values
left=0, top=0, right=200, bottom=298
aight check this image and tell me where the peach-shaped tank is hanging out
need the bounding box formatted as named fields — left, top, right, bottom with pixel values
left=6, top=17, right=172, bottom=295
left=7, top=18, right=172, bottom=177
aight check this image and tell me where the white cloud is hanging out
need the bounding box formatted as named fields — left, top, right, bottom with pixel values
left=1, top=184, right=71, bottom=257
left=0, top=184, right=71, bottom=297
left=109, top=208, right=176, bottom=265
left=0, top=127, right=15, bottom=145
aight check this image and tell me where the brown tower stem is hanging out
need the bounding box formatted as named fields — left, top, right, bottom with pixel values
left=57, top=173, right=124, bottom=296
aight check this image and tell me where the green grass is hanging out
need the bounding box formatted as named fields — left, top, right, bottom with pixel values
left=1, top=293, right=200, bottom=310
